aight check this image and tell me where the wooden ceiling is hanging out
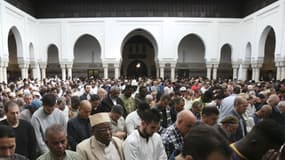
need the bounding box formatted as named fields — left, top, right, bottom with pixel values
left=5, top=0, right=278, bottom=18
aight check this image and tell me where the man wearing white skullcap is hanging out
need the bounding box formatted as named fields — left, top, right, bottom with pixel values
left=76, top=113, right=125, bottom=160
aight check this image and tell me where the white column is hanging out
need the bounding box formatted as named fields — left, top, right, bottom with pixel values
left=212, top=64, right=218, bottom=80
left=280, top=61, right=285, bottom=80
left=170, top=63, right=176, bottom=81
left=103, top=64, right=108, bottom=79
left=114, top=63, right=120, bottom=79
left=159, top=64, right=165, bottom=79
left=61, top=64, right=66, bottom=81
left=19, top=63, right=29, bottom=80
left=156, top=67, right=160, bottom=78
left=206, top=64, right=212, bottom=80
left=39, top=63, right=47, bottom=80
left=232, top=64, right=239, bottom=80
left=66, top=63, right=73, bottom=80
left=3, top=61, right=8, bottom=83
left=276, top=62, right=281, bottom=81
left=241, top=64, right=249, bottom=81
left=0, top=61, right=3, bottom=82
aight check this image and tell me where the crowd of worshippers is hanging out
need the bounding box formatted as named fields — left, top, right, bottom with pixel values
left=0, top=77, right=285, bottom=160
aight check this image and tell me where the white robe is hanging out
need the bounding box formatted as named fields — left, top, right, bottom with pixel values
left=123, top=130, right=167, bottom=160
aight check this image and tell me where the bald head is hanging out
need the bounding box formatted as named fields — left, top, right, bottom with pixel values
left=278, top=101, right=285, bottom=113
left=257, top=104, right=272, bottom=118
left=78, top=100, right=92, bottom=119
left=267, top=94, right=280, bottom=107
left=176, top=110, right=196, bottom=136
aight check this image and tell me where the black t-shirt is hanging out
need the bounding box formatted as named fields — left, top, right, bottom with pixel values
left=0, top=119, right=37, bottom=160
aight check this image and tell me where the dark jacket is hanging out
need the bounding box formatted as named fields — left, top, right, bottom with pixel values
left=100, top=95, right=127, bottom=116
left=67, top=116, right=92, bottom=151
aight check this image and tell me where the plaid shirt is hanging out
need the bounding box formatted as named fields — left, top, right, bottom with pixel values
left=161, top=124, right=184, bottom=156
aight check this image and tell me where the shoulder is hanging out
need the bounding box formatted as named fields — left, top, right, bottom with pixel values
left=77, top=137, right=91, bottom=149
left=36, top=152, right=49, bottom=160
left=66, top=150, right=82, bottom=159
left=13, top=153, right=30, bottom=160
left=124, top=130, right=139, bottom=143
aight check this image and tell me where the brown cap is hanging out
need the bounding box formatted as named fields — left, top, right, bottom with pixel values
left=220, top=115, right=239, bottom=124
left=89, top=113, right=111, bottom=127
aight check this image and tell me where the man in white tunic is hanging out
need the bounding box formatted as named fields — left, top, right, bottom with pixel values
left=123, top=108, right=167, bottom=160
left=76, top=113, right=124, bottom=160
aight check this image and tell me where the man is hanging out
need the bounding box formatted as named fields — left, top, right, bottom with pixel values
left=218, top=86, right=240, bottom=122
left=162, top=110, right=196, bottom=157
left=154, top=94, right=172, bottom=133
left=199, top=106, right=219, bottom=126
left=120, top=85, right=136, bottom=114
left=109, top=104, right=127, bottom=139
left=20, top=99, right=42, bottom=122
left=267, top=94, right=285, bottom=126
left=0, top=125, right=29, bottom=160
left=229, top=96, right=248, bottom=140
left=0, top=101, right=37, bottom=160
left=135, top=86, right=148, bottom=108
left=31, top=94, right=67, bottom=154
left=175, top=124, right=232, bottom=160
left=100, top=86, right=127, bottom=116
left=216, top=115, right=239, bottom=143
left=89, top=94, right=102, bottom=115
left=170, top=97, right=185, bottom=122
left=230, top=120, right=285, bottom=160
left=123, top=108, right=167, bottom=160
left=37, top=124, right=81, bottom=160
left=23, top=93, right=33, bottom=108
left=80, top=84, right=92, bottom=101
left=76, top=113, right=124, bottom=160
left=125, top=102, right=150, bottom=134
left=252, top=104, right=272, bottom=125
left=67, top=100, right=92, bottom=151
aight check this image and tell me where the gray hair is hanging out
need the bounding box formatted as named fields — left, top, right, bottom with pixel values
left=45, top=124, right=65, bottom=140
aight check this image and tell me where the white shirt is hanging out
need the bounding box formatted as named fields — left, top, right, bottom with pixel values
left=125, top=111, right=141, bottom=135
left=123, top=130, right=167, bottom=160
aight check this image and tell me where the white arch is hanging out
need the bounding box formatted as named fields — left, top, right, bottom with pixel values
left=8, top=26, right=23, bottom=58
left=220, top=43, right=233, bottom=62
left=73, top=34, right=102, bottom=63
left=177, top=33, right=206, bottom=63
left=258, top=25, right=276, bottom=58
left=47, top=44, right=59, bottom=63
left=121, top=28, right=158, bottom=61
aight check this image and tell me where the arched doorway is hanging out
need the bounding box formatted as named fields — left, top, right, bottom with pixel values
left=260, top=27, right=276, bottom=81
left=7, top=27, right=22, bottom=82
left=245, top=42, right=252, bottom=80
left=218, top=44, right=233, bottom=79
left=121, top=29, right=157, bottom=79
left=177, top=34, right=206, bottom=78
left=127, top=60, right=147, bottom=78
left=73, top=34, right=102, bottom=79
left=46, top=44, right=61, bottom=78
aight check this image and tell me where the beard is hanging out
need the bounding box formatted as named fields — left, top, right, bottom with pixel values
left=142, top=127, right=153, bottom=138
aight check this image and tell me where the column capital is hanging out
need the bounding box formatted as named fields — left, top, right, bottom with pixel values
left=241, top=63, right=250, bottom=69
left=212, top=63, right=219, bottom=68
left=103, top=63, right=109, bottom=68
left=60, top=64, right=66, bottom=69
left=232, top=63, right=240, bottom=69
left=169, top=62, right=177, bottom=68
left=206, top=64, right=213, bottom=68
left=66, top=63, right=73, bottom=68
left=113, top=63, right=120, bottom=68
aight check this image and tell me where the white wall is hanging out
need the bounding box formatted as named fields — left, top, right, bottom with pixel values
left=1, top=0, right=285, bottom=74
